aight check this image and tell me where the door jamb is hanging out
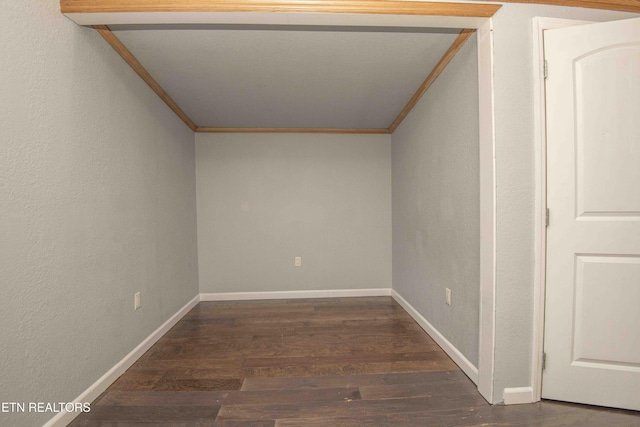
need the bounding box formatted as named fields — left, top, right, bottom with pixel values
left=72, top=6, right=500, bottom=405
left=476, top=17, right=497, bottom=403
left=531, top=16, right=594, bottom=403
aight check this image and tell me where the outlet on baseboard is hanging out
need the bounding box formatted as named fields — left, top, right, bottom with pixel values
left=445, top=288, right=452, bottom=306
left=134, top=292, right=141, bottom=310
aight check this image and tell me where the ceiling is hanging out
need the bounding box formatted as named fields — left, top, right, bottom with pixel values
left=109, top=25, right=465, bottom=131
left=70, top=0, right=640, bottom=131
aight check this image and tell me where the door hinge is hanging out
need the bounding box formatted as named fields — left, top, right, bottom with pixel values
left=542, top=352, right=547, bottom=370
left=545, top=208, right=550, bottom=227
left=544, top=60, right=548, bottom=79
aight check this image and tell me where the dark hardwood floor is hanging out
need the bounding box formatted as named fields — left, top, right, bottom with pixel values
left=71, top=297, right=640, bottom=426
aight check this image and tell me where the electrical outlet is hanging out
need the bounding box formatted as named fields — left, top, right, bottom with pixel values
left=134, top=292, right=141, bottom=310
left=445, top=288, right=452, bottom=306
left=294, top=256, right=302, bottom=267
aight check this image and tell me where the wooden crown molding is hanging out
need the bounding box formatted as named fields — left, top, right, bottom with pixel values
left=62, top=0, right=640, bottom=17
left=94, top=25, right=197, bottom=131
left=500, top=0, right=640, bottom=14
left=62, top=0, right=501, bottom=17
left=196, top=127, right=391, bottom=134
left=388, top=28, right=475, bottom=133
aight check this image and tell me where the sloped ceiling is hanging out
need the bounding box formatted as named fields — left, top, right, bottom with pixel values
left=109, top=25, right=465, bottom=130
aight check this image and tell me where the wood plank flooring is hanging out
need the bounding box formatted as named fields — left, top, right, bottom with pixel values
left=70, top=297, right=640, bottom=426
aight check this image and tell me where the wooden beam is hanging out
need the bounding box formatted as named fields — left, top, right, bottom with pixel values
left=60, top=0, right=640, bottom=17
left=94, top=25, right=197, bottom=131
left=196, top=127, right=391, bottom=134
left=500, top=0, right=640, bottom=14
left=388, top=28, right=474, bottom=134
left=62, top=1, right=501, bottom=17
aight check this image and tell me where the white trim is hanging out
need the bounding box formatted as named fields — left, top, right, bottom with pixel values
left=531, top=16, right=593, bottom=404
left=64, top=10, right=493, bottom=28
left=43, top=295, right=200, bottom=427
left=476, top=17, right=497, bottom=404
left=503, top=386, right=535, bottom=405
left=78, top=9, right=499, bottom=405
left=200, top=288, right=392, bottom=301
left=391, top=290, right=479, bottom=384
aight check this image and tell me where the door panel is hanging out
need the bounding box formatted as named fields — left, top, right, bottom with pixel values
left=543, top=17, right=640, bottom=410
left=576, top=46, right=640, bottom=217
left=573, top=255, right=640, bottom=367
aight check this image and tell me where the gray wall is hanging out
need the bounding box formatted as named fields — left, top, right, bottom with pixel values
left=196, top=133, right=391, bottom=293
left=0, top=2, right=199, bottom=426
left=391, top=34, right=480, bottom=367
left=488, top=4, right=638, bottom=402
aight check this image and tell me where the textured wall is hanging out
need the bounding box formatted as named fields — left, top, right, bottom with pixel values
left=0, top=2, right=198, bottom=426
left=489, top=4, right=638, bottom=402
left=196, top=133, right=391, bottom=293
left=391, top=33, right=480, bottom=367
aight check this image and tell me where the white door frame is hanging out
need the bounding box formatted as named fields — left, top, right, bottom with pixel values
left=68, top=8, right=499, bottom=404
left=531, top=16, right=594, bottom=403
left=476, top=18, right=497, bottom=403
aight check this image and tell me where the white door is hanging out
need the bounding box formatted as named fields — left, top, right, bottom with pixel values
left=543, top=17, right=640, bottom=411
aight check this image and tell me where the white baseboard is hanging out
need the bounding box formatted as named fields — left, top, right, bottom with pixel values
left=44, top=294, right=200, bottom=427
left=503, top=387, right=535, bottom=405
left=391, top=289, right=479, bottom=384
left=200, top=288, right=392, bottom=301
